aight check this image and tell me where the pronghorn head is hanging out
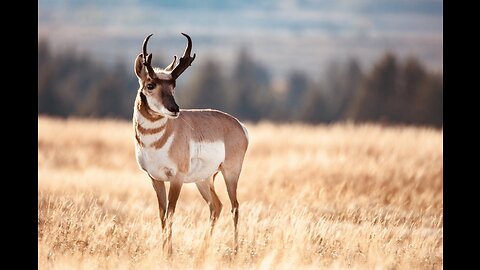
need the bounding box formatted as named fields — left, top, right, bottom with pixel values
left=134, top=33, right=196, bottom=119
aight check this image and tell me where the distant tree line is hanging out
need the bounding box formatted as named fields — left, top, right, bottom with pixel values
left=38, top=39, right=442, bottom=128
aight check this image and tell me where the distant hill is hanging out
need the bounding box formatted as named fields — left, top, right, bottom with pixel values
left=38, top=0, right=442, bottom=79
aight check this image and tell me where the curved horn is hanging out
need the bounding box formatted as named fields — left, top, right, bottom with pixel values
left=142, top=34, right=153, bottom=62
left=170, top=33, right=196, bottom=79
left=182, top=33, right=193, bottom=58
left=164, top=55, right=177, bottom=72
left=141, top=34, right=157, bottom=78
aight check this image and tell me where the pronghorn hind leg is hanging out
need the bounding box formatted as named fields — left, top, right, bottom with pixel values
left=220, top=165, right=241, bottom=253
left=194, top=173, right=222, bottom=264
left=196, top=172, right=223, bottom=230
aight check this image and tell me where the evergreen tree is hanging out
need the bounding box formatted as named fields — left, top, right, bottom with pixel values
left=230, top=48, right=271, bottom=121
left=38, top=39, right=442, bottom=127
left=183, top=59, right=230, bottom=112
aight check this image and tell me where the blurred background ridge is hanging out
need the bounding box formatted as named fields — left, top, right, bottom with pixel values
left=38, top=0, right=443, bottom=127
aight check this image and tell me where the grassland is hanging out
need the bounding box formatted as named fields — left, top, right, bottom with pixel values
left=38, top=116, right=443, bottom=269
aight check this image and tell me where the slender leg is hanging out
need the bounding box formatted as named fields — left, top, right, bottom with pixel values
left=194, top=175, right=223, bottom=265
left=196, top=174, right=223, bottom=229
left=221, top=167, right=240, bottom=253
left=151, top=178, right=167, bottom=230
left=164, top=179, right=183, bottom=256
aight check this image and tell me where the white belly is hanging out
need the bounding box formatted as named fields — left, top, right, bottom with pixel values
left=136, top=136, right=225, bottom=183
left=136, top=134, right=177, bottom=181
left=184, top=140, right=225, bottom=183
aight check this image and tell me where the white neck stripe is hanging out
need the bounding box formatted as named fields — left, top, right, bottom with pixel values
left=134, top=108, right=168, bottom=129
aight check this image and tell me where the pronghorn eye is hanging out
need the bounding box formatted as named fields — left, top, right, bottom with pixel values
left=146, top=83, right=156, bottom=90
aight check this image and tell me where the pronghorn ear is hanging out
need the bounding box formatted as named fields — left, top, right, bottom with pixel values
left=134, top=54, right=147, bottom=81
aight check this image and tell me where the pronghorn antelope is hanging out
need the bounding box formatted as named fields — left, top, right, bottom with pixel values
left=133, top=33, right=249, bottom=254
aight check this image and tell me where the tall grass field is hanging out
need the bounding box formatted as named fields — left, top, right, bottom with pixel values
left=38, top=116, right=442, bottom=269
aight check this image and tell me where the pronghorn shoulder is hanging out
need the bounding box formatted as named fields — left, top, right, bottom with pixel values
left=179, top=109, right=248, bottom=143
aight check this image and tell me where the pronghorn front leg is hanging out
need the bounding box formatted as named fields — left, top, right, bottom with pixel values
left=151, top=178, right=167, bottom=230
left=164, top=178, right=183, bottom=256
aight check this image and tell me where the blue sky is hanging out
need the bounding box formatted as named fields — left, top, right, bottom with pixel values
left=38, top=0, right=442, bottom=79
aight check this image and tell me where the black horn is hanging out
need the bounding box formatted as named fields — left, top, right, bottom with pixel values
left=170, top=33, right=196, bottom=79
left=141, top=34, right=157, bottom=78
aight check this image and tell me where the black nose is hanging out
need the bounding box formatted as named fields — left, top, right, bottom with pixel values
left=163, top=94, right=179, bottom=113
left=168, top=103, right=179, bottom=113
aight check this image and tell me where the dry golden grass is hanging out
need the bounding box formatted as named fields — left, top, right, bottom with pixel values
left=38, top=116, right=443, bottom=269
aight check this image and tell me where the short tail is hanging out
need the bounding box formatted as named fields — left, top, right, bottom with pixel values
left=240, top=122, right=249, bottom=144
